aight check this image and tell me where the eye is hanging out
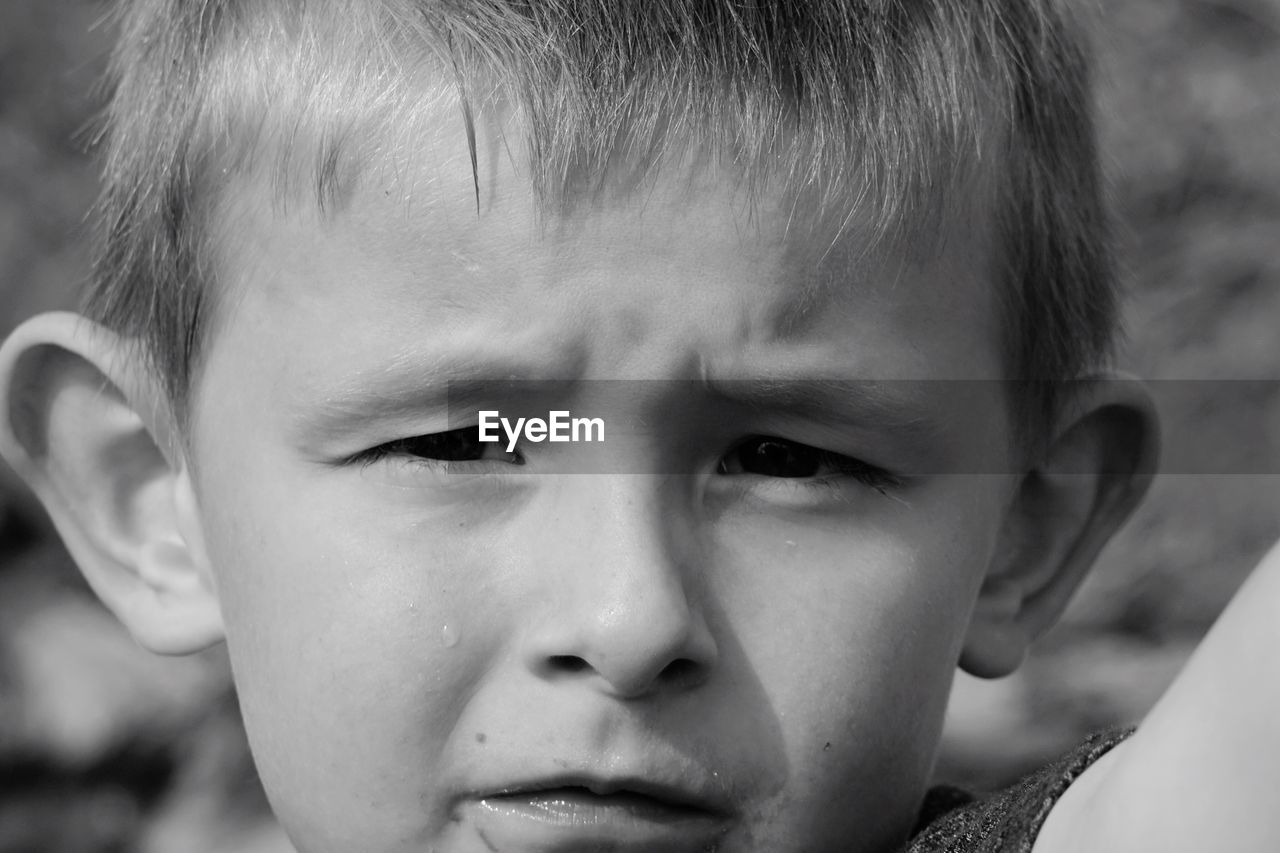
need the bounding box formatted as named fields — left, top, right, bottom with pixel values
left=718, top=436, right=825, bottom=478
left=352, top=426, right=523, bottom=466
left=717, top=436, right=898, bottom=490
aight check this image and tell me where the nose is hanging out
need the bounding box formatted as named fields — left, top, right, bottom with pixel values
left=521, top=477, right=718, bottom=700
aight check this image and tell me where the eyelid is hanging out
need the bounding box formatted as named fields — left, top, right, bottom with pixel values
left=718, top=435, right=901, bottom=492
left=344, top=425, right=524, bottom=468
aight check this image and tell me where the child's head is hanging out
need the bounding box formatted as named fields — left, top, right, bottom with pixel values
left=0, top=2, right=1157, bottom=852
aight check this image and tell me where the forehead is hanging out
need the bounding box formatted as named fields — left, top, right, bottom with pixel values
left=205, top=103, right=1004, bottom=383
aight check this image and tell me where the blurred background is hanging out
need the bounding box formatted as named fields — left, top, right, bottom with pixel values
left=1, top=0, right=1278, bottom=850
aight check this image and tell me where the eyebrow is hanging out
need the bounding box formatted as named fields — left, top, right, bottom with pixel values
left=703, top=377, right=952, bottom=441
left=291, top=357, right=969, bottom=452
left=288, top=350, right=580, bottom=441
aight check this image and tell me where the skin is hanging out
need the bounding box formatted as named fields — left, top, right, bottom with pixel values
left=171, top=114, right=1025, bottom=853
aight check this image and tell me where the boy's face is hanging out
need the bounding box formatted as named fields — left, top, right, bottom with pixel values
left=187, top=121, right=1018, bottom=853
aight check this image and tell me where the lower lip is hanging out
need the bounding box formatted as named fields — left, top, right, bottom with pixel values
left=463, top=789, right=729, bottom=851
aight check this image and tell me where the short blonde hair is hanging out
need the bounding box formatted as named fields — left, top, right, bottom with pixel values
left=87, top=0, right=1117, bottom=440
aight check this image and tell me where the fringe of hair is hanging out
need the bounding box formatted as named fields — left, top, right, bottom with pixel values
left=85, top=0, right=1117, bottom=440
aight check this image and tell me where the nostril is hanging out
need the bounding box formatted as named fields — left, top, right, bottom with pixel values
left=547, top=655, right=589, bottom=673
left=659, top=657, right=702, bottom=685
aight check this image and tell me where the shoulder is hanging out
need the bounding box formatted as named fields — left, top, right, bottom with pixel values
left=904, top=728, right=1133, bottom=853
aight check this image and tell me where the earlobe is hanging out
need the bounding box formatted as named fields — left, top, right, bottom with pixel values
left=961, top=375, right=1160, bottom=679
left=960, top=576, right=1031, bottom=679
left=0, top=312, right=223, bottom=655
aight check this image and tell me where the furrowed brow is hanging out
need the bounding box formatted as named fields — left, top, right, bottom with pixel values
left=288, top=351, right=577, bottom=441
left=707, top=378, right=949, bottom=440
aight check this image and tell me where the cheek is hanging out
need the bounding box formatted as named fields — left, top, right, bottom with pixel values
left=716, top=487, right=997, bottom=844
left=734, top=533, right=977, bottom=742
left=194, top=459, right=503, bottom=842
left=724, top=484, right=994, bottom=699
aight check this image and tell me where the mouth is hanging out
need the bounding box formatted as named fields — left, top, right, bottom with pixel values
left=463, top=776, right=732, bottom=849
left=485, top=780, right=722, bottom=821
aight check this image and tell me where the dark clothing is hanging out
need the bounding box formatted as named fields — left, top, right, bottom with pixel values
left=905, top=728, right=1134, bottom=852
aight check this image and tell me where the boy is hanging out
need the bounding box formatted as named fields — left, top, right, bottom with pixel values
left=0, top=1, right=1277, bottom=851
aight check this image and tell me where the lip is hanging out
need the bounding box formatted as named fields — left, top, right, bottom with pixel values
left=458, top=773, right=733, bottom=850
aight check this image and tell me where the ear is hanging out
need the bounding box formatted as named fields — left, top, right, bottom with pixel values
left=0, top=312, right=222, bottom=655
left=960, top=375, right=1160, bottom=678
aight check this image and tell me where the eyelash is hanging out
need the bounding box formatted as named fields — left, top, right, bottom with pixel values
left=348, top=428, right=899, bottom=493
left=347, top=427, right=523, bottom=469
left=717, top=435, right=900, bottom=495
